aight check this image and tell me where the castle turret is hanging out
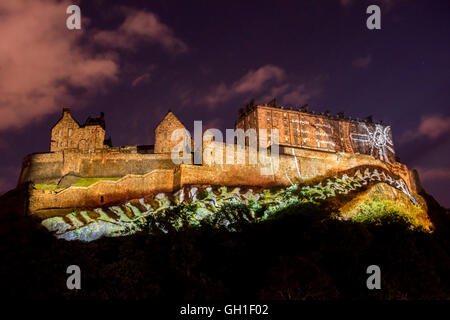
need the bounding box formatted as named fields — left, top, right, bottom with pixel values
left=154, top=111, right=187, bottom=154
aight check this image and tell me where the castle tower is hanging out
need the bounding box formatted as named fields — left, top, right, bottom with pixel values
left=50, top=108, right=80, bottom=152
left=50, top=108, right=106, bottom=153
left=154, top=111, right=187, bottom=153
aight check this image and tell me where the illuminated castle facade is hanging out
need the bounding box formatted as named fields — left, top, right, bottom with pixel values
left=235, top=100, right=395, bottom=163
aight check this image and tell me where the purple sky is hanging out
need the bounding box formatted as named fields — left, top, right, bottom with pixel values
left=0, top=0, right=449, bottom=206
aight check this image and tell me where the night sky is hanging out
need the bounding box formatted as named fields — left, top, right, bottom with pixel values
left=0, top=0, right=449, bottom=206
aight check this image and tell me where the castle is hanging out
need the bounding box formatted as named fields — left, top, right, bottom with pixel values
left=47, top=101, right=395, bottom=162
left=235, top=99, right=395, bottom=163
left=19, top=100, right=421, bottom=215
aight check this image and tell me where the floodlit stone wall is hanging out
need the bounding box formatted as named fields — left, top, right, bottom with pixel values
left=18, top=147, right=176, bottom=185
left=29, top=169, right=175, bottom=214
left=26, top=140, right=416, bottom=214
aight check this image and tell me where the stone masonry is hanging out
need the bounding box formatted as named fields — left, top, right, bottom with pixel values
left=154, top=111, right=186, bottom=154
left=50, top=108, right=106, bottom=153
left=236, top=102, right=395, bottom=163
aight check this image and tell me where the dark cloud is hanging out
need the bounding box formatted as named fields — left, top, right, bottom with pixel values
left=352, top=55, right=372, bottom=68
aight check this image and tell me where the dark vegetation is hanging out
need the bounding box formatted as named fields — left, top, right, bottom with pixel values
left=0, top=185, right=449, bottom=300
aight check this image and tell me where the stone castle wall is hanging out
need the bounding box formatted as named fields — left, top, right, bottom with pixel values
left=27, top=141, right=417, bottom=214
left=19, top=147, right=176, bottom=186
left=188, top=141, right=412, bottom=189
left=29, top=169, right=174, bottom=214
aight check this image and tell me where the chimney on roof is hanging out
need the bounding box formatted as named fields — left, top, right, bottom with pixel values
left=300, top=104, right=309, bottom=113
left=268, top=98, right=277, bottom=108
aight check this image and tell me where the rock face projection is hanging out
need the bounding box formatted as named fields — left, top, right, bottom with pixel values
left=40, top=165, right=426, bottom=241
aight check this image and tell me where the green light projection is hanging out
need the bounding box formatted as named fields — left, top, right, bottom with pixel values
left=41, top=166, right=420, bottom=242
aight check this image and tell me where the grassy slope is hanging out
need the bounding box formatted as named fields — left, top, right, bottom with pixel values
left=71, top=177, right=121, bottom=187
left=33, top=177, right=121, bottom=191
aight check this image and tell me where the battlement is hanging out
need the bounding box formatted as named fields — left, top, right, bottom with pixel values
left=238, top=99, right=381, bottom=124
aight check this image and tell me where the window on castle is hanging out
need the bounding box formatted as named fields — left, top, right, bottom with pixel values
left=68, top=141, right=72, bottom=147
left=164, top=132, right=167, bottom=140
left=58, top=129, right=62, bottom=137
left=58, top=141, right=62, bottom=147
left=68, top=128, right=73, bottom=137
